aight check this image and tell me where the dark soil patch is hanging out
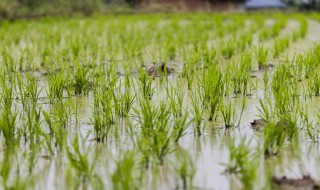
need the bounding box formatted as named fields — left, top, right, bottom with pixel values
left=273, top=175, right=320, bottom=190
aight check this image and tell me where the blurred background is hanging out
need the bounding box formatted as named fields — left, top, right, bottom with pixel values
left=0, top=0, right=319, bottom=20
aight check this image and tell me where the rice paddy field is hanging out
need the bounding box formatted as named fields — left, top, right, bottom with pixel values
left=1, top=12, right=320, bottom=190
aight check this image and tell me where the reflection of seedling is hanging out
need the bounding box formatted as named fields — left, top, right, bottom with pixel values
left=174, top=150, right=196, bottom=190
left=225, top=137, right=258, bottom=190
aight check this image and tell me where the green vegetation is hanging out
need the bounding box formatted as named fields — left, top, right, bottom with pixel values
left=0, top=12, right=320, bottom=190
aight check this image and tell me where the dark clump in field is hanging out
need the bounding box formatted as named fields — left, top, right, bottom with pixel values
left=250, top=119, right=267, bottom=131
left=258, top=63, right=275, bottom=71
left=147, top=62, right=174, bottom=77
left=250, top=119, right=290, bottom=131
left=272, top=175, right=320, bottom=190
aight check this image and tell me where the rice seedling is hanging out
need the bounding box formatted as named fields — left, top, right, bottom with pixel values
left=1, top=50, right=16, bottom=72
left=299, top=105, right=319, bottom=142
left=171, top=111, right=190, bottom=143
left=0, top=12, right=318, bottom=190
left=273, top=36, right=290, bottom=58
left=0, top=74, right=19, bottom=147
left=190, top=88, right=205, bottom=135
left=255, top=46, right=269, bottom=69
left=258, top=17, right=286, bottom=41
left=202, top=47, right=217, bottom=68
left=308, top=73, right=320, bottom=96
left=230, top=61, right=251, bottom=96
left=221, top=101, right=236, bottom=129
left=42, top=108, right=67, bottom=151
left=46, top=72, right=67, bottom=104
left=137, top=68, right=156, bottom=100
left=72, top=62, right=91, bottom=95
left=221, top=40, right=235, bottom=59
left=91, top=80, right=115, bottom=142
left=263, top=116, right=299, bottom=156
left=257, top=97, right=274, bottom=122
left=237, top=33, right=253, bottom=52
left=201, top=65, right=224, bottom=121
left=165, top=81, right=185, bottom=118
left=135, top=100, right=173, bottom=164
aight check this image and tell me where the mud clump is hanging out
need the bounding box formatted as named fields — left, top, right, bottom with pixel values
left=250, top=119, right=267, bottom=131
left=250, top=119, right=289, bottom=131
left=147, top=62, right=174, bottom=77
left=273, top=175, right=320, bottom=190
left=259, top=63, right=274, bottom=71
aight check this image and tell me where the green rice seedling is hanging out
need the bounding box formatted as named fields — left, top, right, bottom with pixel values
left=259, top=18, right=286, bottom=41
left=240, top=52, right=254, bottom=72
left=0, top=74, right=19, bottom=147
left=91, top=85, right=115, bottom=142
left=67, top=134, right=100, bottom=186
left=0, top=107, right=18, bottom=147
left=165, top=81, right=184, bottom=118
left=202, top=47, right=217, bottom=68
left=302, top=51, right=318, bottom=79
left=137, top=100, right=172, bottom=164
left=237, top=33, right=253, bottom=52
left=137, top=68, right=156, bottom=100
left=112, top=77, right=135, bottom=119
left=134, top=100, right=173, bottom=164
left=50, top=98, right=73, bottom=131
left=47, top=72, right=67, bottom=104
left=271, top=63, right=296, bottom=115
left=230, top=61, right=251, bottom=96
left=221, top=40, right=235, bottom=59
left=16, top=73, right=42, bottom=111
left=291, top=30, right=300, bottom=42
left=262, top=67, right=270, bottom=90
left=15, top=73, right=44, bottom=144
left=111, top=150, right=142, bottom=190
left=263, top=121, right=286, bottom=156
left=172, top=111, right=190, bottom=143
left=237, top=98, right=247, bottom=127
left=291, top=55, right=304, bottom=82
left=42, top=109, right=67, bottom=150
left=165, top=42, right=176, bottom=61
left=257, top=97, right=274, bottom=122
left=298, top=17, right=308, bottom=39
left=134, top=99, right=157, bottom=138
left=299, top=105, right=319, bottom=142
left=221, top=101, right=236, bottom=129
left=308, top=73, right=320, bottom=96
left=255, top=46, right=268, bottom=69
left=1, top=50, right=16, bottom=72
left=182, top=51, right=199, bottom=90
left=116, top=88, right=136, bottom=118
left=201, top=65, right=224, bottom=121
left=190, top=88, right=205, bottom=135
left=271, top=18, right=286, bottom=37
left=225, top=137, right=258, bottom=190
left=72, top=63, right=91, bottom=95
left=273, top=36, right=290, bottom=58
left=151, top=127, right=172, bottom=164
left=174, top=150, right=196, bottom=190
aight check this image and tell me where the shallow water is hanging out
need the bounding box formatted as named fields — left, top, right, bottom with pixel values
left=1, top=14, right=320, bottom=190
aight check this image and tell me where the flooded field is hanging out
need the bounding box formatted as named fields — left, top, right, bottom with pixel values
left=1, top=13, right=320, bottom=190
